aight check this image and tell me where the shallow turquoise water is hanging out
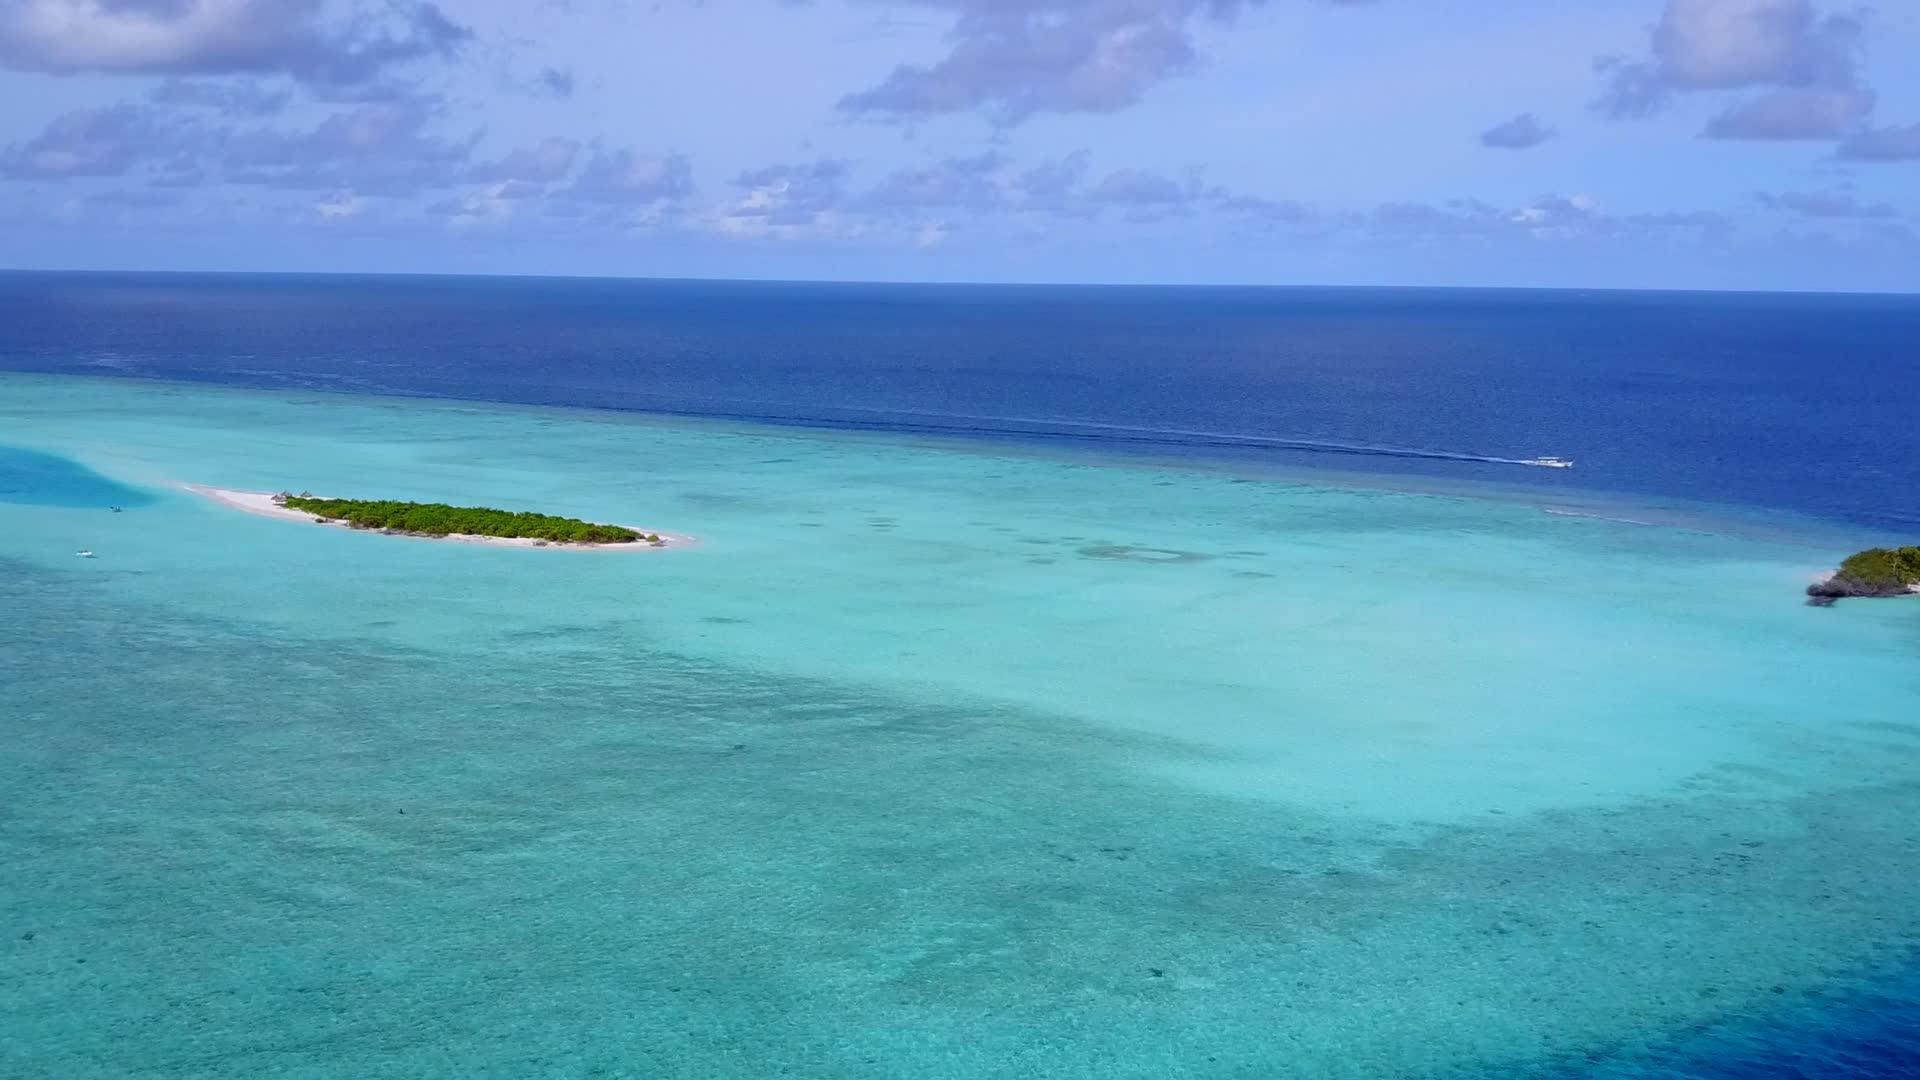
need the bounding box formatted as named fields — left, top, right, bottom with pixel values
left=3, top=374, right=1918, bottom=1078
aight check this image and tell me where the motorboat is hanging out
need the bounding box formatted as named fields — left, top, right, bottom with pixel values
left=76, top=550, right=96, bottom=558
left=1528, top=456, right=1574, bottom=469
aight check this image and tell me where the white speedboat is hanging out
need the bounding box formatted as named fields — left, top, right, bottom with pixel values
left=76, top=550, right=96, bottom=558
left=1528, top=456, right=1574, bottom=469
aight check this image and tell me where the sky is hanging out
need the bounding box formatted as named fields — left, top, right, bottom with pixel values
left=0, top=0, right=1916, bottom=290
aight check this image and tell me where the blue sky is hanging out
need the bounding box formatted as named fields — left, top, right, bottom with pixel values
left=0, top=0, right=1916, bottom=290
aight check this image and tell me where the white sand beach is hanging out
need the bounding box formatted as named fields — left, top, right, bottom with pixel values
left=182, top=485, right=688, bottom=551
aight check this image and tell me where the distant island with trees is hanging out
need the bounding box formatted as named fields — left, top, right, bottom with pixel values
left=181, top=484, right=681, bottom=549
left=274, top=492, right=664, bottom=546
left=1807, top=546, right=1920, bottom=606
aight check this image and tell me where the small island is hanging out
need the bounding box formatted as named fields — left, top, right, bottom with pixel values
left=276, top=494, right=659, bottom=545
left=1807, top=546, right=1920, bottom=606
left=182, top=484, right=679, bottom=550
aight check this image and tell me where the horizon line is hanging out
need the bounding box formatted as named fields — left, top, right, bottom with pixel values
left=1, top=266, right=1916, bottom=299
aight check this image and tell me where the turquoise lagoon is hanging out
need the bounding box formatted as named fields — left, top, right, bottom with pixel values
left=3, top=373, right=1918, bottom=1078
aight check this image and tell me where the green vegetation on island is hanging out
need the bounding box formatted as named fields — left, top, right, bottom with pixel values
left=276, top=493, right=661, bottom=545
left=1807, top=546, right=1920, bottom=605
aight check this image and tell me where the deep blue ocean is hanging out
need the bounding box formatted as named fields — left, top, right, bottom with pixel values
left=1, top=271, right=1914, bottom=532
left=3, top=271, right=1919, bottom=1078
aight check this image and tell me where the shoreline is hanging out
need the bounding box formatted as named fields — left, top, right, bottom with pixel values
left=182, top=485, right=689, bottom=551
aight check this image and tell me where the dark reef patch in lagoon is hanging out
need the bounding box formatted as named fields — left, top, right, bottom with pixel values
left=0, top=446, right=152, bottom=508
left=1079, top=543, right=1214, bottom=564
left=1536, top=958, right=1920, bottom=1079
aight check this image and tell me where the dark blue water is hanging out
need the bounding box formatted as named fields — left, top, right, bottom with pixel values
left=0, top=445, right=151, bottom=507
left=1563, top=961, right=1920, bottom=1079
left=1, top=271, right=1915, bottom=533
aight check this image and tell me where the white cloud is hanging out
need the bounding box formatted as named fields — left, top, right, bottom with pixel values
left=838, top=0, right=1262, bottom=125
left=1704, top=87, right=1873, bottom=139
left=314, top=191, right=364, bottom=219
left=0, top=0, right=468, bottom=86
left=1596, top=0, right=1868, bottom=129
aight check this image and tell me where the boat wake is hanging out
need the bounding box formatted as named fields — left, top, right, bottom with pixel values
left=1542, top=508, right=1658, bottom=527
left=678, top=404, right=1575, bottom=471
